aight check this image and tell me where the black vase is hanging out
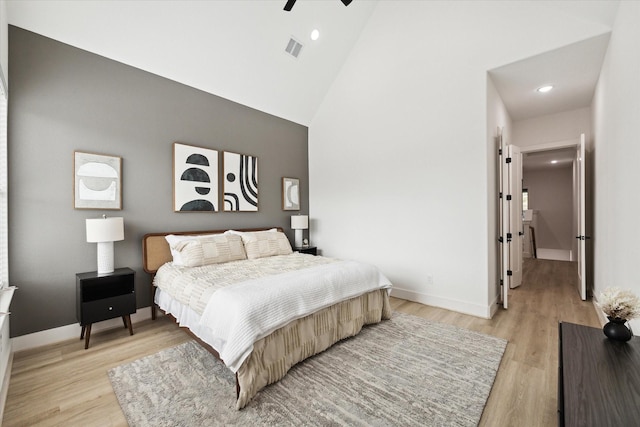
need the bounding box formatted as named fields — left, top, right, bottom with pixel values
left=603, top=317, right=633, bottom=342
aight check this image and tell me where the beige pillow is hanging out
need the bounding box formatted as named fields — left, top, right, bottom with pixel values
left=165, top=233, right=218, bottom=266
left=227, top=230, right=293, bottom=259
left=172, top=233, right=247, bottom=267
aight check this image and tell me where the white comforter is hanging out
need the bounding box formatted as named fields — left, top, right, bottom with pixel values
left=199, top=259, right=392, bottom=372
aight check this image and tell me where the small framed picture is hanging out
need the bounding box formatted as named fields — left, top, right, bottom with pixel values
left=74, top=151, right=122, bottom=210
left=282, top=177, right=300, bottom=211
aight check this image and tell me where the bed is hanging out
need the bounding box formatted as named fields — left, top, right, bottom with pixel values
left=142, top=227, right=392, bottom=409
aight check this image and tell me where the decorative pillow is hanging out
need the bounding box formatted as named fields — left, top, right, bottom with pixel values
left=226, top=229, right=293, bottom=259
left=165, top=234, right=199, bottom=266
left=167, top=233, right=246, bottom=267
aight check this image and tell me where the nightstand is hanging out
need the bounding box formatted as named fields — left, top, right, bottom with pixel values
left=76, top=267, right=136, bottom=349
left=295, top=246, right=317, bottom=255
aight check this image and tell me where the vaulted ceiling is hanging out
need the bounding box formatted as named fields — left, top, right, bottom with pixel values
left=7, top=1, right=621, bottom=125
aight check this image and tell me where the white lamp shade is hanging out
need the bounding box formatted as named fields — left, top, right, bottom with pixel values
left=291, top=215, right=309, bottom=230
left=86, top=217, right=124, bottom=243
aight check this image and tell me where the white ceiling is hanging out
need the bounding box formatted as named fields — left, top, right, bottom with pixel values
left=7, top=1, right=621, bottom=126
left=489, top=1, right=620, bottom=121
left=489, top=33, right=611, bottom=121
left=523, top=148, right=576, bottom=171
left=7, top=0, right=379, bottom=126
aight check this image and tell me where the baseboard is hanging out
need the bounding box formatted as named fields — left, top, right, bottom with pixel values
left=11, top=309, right=153, bottom=353
left=591, top=298, right=607, bottom=327
left=390, top=288, right=494, bottom=319
left=488, top=293, right=501, bottom=318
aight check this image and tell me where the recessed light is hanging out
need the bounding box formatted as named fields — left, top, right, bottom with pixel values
left=537, top=85, right=553, bottom=93
left=551, top=160, right=558, bottom=164
left=310, top=29, right=320, bottom=41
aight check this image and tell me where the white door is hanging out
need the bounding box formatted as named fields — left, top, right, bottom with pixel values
left=506, top=144, right=523, bottom=289
left=499, top=139, right=523, bottom=309
left=576, top=134, right=587, bottom=300
left=498, top=131, right=508, bottom=308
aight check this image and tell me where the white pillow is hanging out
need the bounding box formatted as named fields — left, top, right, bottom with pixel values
left=226, top=229, right=292, bottom=260
left=165, top=233, right=221, bottom=266
left=170, top=233, right=247, bottom=267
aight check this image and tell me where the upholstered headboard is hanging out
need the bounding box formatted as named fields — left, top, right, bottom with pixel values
left=142, top=227, right=284, bottom=274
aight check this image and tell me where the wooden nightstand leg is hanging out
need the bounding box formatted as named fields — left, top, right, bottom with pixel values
left=121, top=316, right=128, bottom=329
left=80, top=325, right=86, bottom=340
left=124, top=315, right=134, bottom=336
left=84, top=324, right=92, bottom=350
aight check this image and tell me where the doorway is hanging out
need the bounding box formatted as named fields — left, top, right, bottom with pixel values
left=522, top=147, right=576, bottom=261
left=500, top=136, right=588, bottom=307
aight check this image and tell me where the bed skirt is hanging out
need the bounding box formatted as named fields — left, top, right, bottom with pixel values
left=236, top=288, right=392, bottom=409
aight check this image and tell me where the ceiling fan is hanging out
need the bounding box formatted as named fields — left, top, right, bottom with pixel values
left=284, top=0, right=352, bottom=12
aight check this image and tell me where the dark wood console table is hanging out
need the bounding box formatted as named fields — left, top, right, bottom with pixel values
left=558, top=321, right=640, bottom=426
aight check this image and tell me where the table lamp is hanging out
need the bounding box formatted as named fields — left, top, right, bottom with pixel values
left=86, top=216, right=124, bottom=274
left=291, top=215, right=308, bottom=248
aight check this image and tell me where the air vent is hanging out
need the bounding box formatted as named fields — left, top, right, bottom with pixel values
left=285, top=37, right=303, bottom=59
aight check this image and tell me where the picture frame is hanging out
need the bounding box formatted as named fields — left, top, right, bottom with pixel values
left=282, top=177, right=300, bottom=211
left=173, top=142, right=219, bottom=212
left=74, top=151, right=122, bottom=210
left=223, top=151, right=259, bottom=212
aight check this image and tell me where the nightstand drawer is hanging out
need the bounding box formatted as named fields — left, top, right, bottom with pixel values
left=80, top=293, right=136, bottom=325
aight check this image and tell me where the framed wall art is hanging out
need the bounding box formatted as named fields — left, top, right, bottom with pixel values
left=223, top=151, right=258, bottom=211
left=173, top=142, right=219, bottom=212
left=282, top=177, right=300, bottom=211
left=74, top=151, right=122, bottom=210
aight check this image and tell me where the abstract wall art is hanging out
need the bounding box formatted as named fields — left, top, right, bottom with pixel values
left=173, top=142, right=219, bottom=212
left=282, top=177, right=300, bottom=211
left=74, top=151, right=122, bottom=210
left=223, top=151, right=258, bottom=211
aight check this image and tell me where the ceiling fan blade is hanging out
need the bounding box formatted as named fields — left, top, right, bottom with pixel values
left=284, top=0, right=297, bottom=11
left=341, top=0, right=353, bottom=5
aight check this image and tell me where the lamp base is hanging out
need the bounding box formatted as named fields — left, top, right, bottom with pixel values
left=294, top=229, right=303, bottom=248
left=96, top=241, right=115, bottom=275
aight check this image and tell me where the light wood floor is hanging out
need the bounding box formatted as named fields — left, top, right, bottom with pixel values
left=2, top=258, right=600, bottom=426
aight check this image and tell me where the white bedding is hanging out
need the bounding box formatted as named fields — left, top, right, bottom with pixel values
left=200, top=260, right=392, bottom=371
left=154, top=253, right=392, bottom=372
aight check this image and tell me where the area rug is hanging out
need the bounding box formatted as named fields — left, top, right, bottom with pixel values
left=108, top=312, right=507, bottom=426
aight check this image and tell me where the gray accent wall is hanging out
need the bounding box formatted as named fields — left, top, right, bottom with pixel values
left=8, top=26, right=309, bottom=337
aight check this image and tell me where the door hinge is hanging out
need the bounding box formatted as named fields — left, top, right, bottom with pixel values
left=498, top=148, right=503, bottom=155
left=519, top=231, right=524, bottom=236
left=506, top=157, right=512, bottom=163
left=499, top=192, right=503, bottom=199
left=498, top=236, right=503, bottom=243
left=506, top=233, right=512, bottom=242
left=506, top=194, right=512, bottom=201
left=507, top=270, right=513, bottom=276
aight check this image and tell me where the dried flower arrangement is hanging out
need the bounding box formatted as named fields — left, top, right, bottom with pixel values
left=598, top=287, right=640, bottom=321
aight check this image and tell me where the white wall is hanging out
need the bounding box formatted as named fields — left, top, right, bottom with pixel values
left=487, top=75, right=512, bottom=309
left=592, top=1, right=640, bottom=329
left=310, top=1, right=612, bottom=318
left=512, top=107, right=592, bottom=149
